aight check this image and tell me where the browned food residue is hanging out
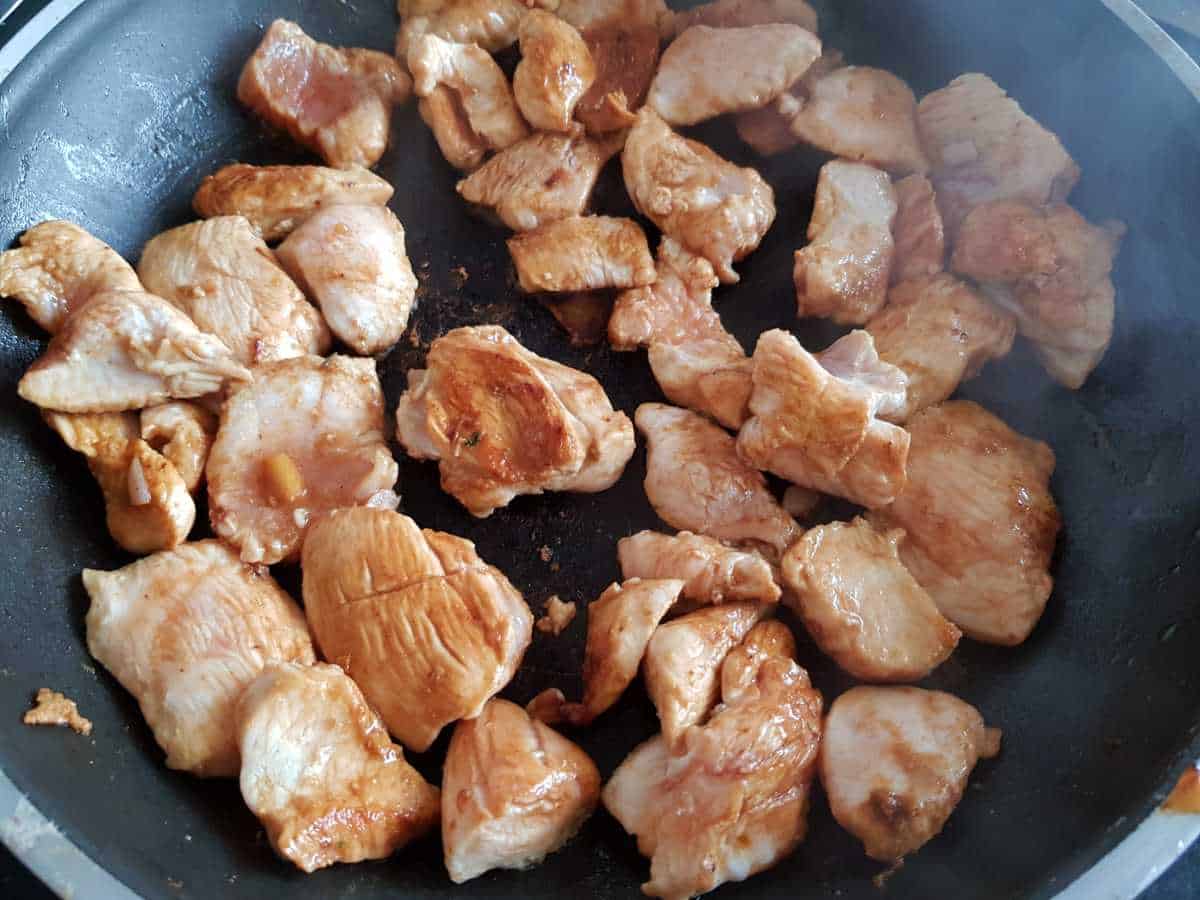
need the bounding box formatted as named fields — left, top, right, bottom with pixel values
left=1164, top=766, right=1200, bottom=813
left=536, top=595, right=577, bottom=635
left=539, top=545, right=554, bottom=563
left=23, top=687, right=93, bottom=735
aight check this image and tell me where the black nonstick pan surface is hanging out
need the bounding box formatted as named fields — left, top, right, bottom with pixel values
left=2, top=1, right=1200, bottom=897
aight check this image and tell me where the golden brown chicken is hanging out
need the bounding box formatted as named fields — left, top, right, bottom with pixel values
left=508, top=215, right=655, bottom=292
left=890, top=174, right=945, bottom=283
left=419, top=85, right=490, bottom=171
left=139, top=401, right=217, bottom=493
left=666, top=0, right=817, bottom=35
left=575, top=23, right=659, bottom=133
left=514, top=11, right=596, bottom=132
left=618, top=530, right=781, bottom=606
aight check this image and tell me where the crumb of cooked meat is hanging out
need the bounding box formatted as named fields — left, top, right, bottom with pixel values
left=539, top=545, right=554, bottom=563
left=24, top=688, right=93, bottom=736
left=536, top=596, right=578, bottom=635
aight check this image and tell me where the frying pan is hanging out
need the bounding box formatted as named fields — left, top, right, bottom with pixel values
left=2, top=1, right=1200, bottom=897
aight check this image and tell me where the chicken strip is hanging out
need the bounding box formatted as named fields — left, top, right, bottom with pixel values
left=734, top=48, right=843, bottom=156
left=302, top=508, right=533, bottom=752
left=666, top=0, right=817, bottom=34
left=821, top=686, right=1001, bottom=861
left=555, top=0, right=669, bottom=31
left=508, top=215, right=655, bottom=293
left=618, top=531, right=781, bottom=605
left=140, top=401, right=217, bottom=493
left=891, top=174, right=945, bottom=283
left=575, top=23, right=659, bottom=133
left=396, top=0, right=549, bottom=60
left=237, top=662, right=440, bottom=872
left=513, top=11, right=596, bottom=132
left=419, top=85, right=489, bottom=171
left=83, top=541, right=315, bottom=776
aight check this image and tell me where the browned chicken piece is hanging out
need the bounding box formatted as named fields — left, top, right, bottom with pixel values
left=917, top=73, right=1080, bottom=235
left=0, top=220, right=141, bottom=333
left=556, top=0, right=669, bottom=31
left=618, top=530, right=781, bottom=605
left=191, top=163, right=394, bottom=242
left=540, top=291, right=615, bottom=346
left=821, top=686, right=1001, bottom=861
left=207, top=355, right=398, bottom=564
left=794, top=159, right=897, bottom=324
left=138, top=216, right=330, bottom=367
left=603, top=621, right=824, bottom=899
left=238, top=20, right=411, bottom=169
left=139, top=401, right=216, bottom=493
left=950, top=200, right=1124, bottom=389
left=868, top=401, right=1060, bottom=645
left=636, top=403, right=801, bottom=556
left=396, top=325, right=635, bottom=516
left=648, top=25, right=820, bottom=127
left=734, top=48, right=843, bottom=156
left=302, top=508, right=533, bottom=752
left=575, top=23, right=659, bottom=133
left=667, top=0, right=817, bottom=35
left=237, top=662, right=440, bottom=872
left=23, top=688, right=92, bottom=736
left=536, top=595, right=578, bottom=634
left=513, top=11, right=596, bottom=133
left=866, top=274, right=1016, bottom=422
left=442, top=698, right=600, bottom=882
left=395, top=0, right=552, bottom=60
left=782, top=483, right=822, bottom=518
left=419, top=85, right=490, bottom=171
left=623, top=108, right=776, bottom=283
left=18, top=290, right=250, bottom=414
left=83, top=540, right=315, bottom=776
left=457, top=130, right=622, bottom=231
left=891, top=174, right=945, bottom=283
left=508, top=215, right=655, bottom=292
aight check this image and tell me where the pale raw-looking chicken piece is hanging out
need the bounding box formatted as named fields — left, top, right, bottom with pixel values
left=950, top=200, right=1123, bottom=389
left=442, top=698, right=600, bottom=882
left=419, top=85, right=489, bottom=171
left=917, top=73, right=1080, bottom=235
left=540, top=291, right=615, bottom=346
left=508, top=215, right=655, bottom=293
left=821, top=686, right=1001, bottom=861
left=140, top=401, right=217, bottom=493
left=604, top=621, right=824, bottom=899
left=18, top=290, right=250, bottom=414
left=514, top=11, right=596, bottom=133
left=237, top=662, right=440, bottom=873
left=619, top=531, right=781, bottom=605
left=891, top=174, right=945, bottom=283
left=396, top=0, right=553, bottom=60
left=781, top=518, right=960, bottom=681
left=207, top=355, right=398, bottom=565
left=302, top=508, right=533, bottom=752
left=868, top=400, right=1060, bottom=646
left=794, top=159, right=897, bottom=325
left=138, top=216, right=330, bottom=367
left=276, top=204, right=417, bottom=356
left=648, top=25, right=821, bottom=126
left=83, top=540, right=315, bottom=776
left=636, top=403, right=801, bottom=557
left=555, top=0, right=669, bottom=31
left=0, top=220, right=141, bottom=333
left=623, top=108, right=776, bottom=284
left=734, top=48, right=843, bottom=156
left=667, top=0, right=817, bottom=35
left=866, top=274, right=1015, bottom=422
left=396, top=325, right=634, bottom=516
left=575, top=23, right=659, bottom=133
left=237, top=20, right=411, bottom=169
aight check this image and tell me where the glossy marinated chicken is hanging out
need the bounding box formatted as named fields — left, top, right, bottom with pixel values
left=419, top=85, right=489, bottom=171
left=514, top=11, right=596, bottom=132
left=555, top=0, right=669, bottom=31
left=619, top=531, right=781, bottom=606
left=207, top=355, right=398, bottom=564
left=396, top=0, right=546, bottom=60
left=891, top=174, right=945, bottom=283
left=140, top=401, right=217, bottom=493
left=575, top=23, right=659, bottom=133
left=138, top=216, right=330, bottom=367
left=509, top=216, right=655, bottom=293
left=276, top=204, right=417, bottom=356
left=868, top=401, right=1060, bottom=645
left=83, top=540, right=315, bottom=776
left=668, top=0, right=816, bottom=33
left=821, top=686, right=1001, bottom=861
left=734, top=48, right=843, bottom=156
left=237, top=19, right=411, bottom=169
left=302, top=508, right=533, bottom=752
left=237, top=662, right=440, bottom=872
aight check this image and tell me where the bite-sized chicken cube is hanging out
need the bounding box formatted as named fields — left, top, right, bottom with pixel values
left=302, top=508, right=532, bottom=752
left=237, top=19, right=411, bottom=169
left=649, top=342, right=754, bottom=432
left=396, top=0, right=548, bottom=60
left=18, top=290, right=250, bottom=414
left=555, top=0, right=669, bottom=31
left=0, top=220, right=141, bottom=333
left=138, top=216, right=330, bottom=367
left=821, top=686, right=1001, bottom=861
left=83, top=540, right=315, bottom=776
left=794, top=159, right=897, bottom=324
left=868, top=401, right=1060, bottom=645
left=419, top=85, right=490, bottom=171
left=275, top=204, right=417, bottom=356
left=667, top=0, right=817, bottom=35
left=623, top=108, right=776, bottom=283
left=140, top=401, right=216, bottom=493
left=734, top=48, right=843, bottom=156
left=618, top=531, right=781, bottom=606
left=513, top=11, right=596, bottom=133
left=575, top=23, right=659, bottom=133
left=508, top=215, right=655, bottom=292
left=648, top=25, right=820, bottom=127
left=442, top=698, right=600, bottom=882
left=396, top=325, right=634, bottom=516
left=891, top=174, right=945, bottom=283
left=814, top=328, right=908, bottom=420
left=237, top=662, right=440, bottom=872
left=636, top=403, right=801, bottom=557
left=540, top=291, right=615, bottom=346
left=207, top=355, right=398, bottom=564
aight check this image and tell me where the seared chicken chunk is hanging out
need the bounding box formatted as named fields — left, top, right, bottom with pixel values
left=618, top=531, right=781, bottom=605
left=821, top=686, right=1000, bottom=861
left=555, top=0, right=669, bottom=30
left=237, top=662, right=440, bottom=872
left=302, top=508, right=533, bottom=752
left=650, top=342, right=754, bottom=431
left=140, top=401, right=217, bottom=493
left=575, top=23, right=659, bottom=133
left=396, top=0, right=547, bottom=60
left=419, top=85, right=489, bottom=171
left=508, top=215, right=655, bottom=293
left=541, top=291, right=615, bottom=346
left=891, top=174, right=945, bottom=283
left=734, top=48, right=843, bottom=156
left=83, top=540, right=315, bottom=776
left=514, top=11, right=596, bottom=132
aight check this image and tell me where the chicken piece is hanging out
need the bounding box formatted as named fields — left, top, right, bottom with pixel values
left=457, top=130, right=622, bottom=231
left=18, top=290, right=250, bottom=414
left=650, top=342, right=754, bottom=432
left=555, top=0, right=668, bottom=31
left=540, top=291, right=615, bottom=346
left=575, top=23, right=659, bottom=133
left=396, top=325, right=634, bottom=516
left=866, top=274, right=1015, bottom=422
left=536, top=595, right=578, bottom=635
left=869, top=401, right=1059, bottom=644
left=950, top=200, right=1123, bottom=388
left=794, top=160, right=897, bottom=324
left=0, top=220, right=141, bottom=333
left=513, top=11, right=596, bottom=133
left=618, top=531, right=781, bottom=605
left=782, top=483, right=821, bottom=519
left=237, top=662, right=440, bottom=872
left=508, top=215, right=655, bottom=292
left=667, top=0, right=817, bottom=34
left=138, top=401, right=216, bottom=494
left=917, top=73, right=1080, bottom=235
left=814, top=328, right=908, bottom=419
left=419, top=85, right=489, bottom=171
left=890, top=174, right=945, bottom=283
left=821, top=686, right=1001, bottom=861
left=138, top=217, right=330, bottom=367
left=302, top=508, right=533, bottom=752
left=623, top=108, right=776, bottom=283
left=83, top=541, right=314, bottom=776
left=23, top=688, right=92, bottom=736
left=396, top=0, right=547, bottom=60
left=237, top=20, right=410, bottom=169
left=733, top=48, right=843, bottom=156
left=648, top=25, right=820, bottom=127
